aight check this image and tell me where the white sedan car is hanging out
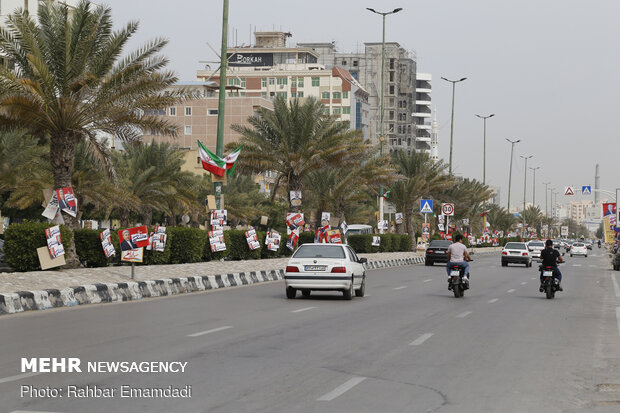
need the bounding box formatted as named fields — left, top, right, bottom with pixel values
left=284, top=243, right=367, bottom=300
left=570, top=242, right=588, bottom=257
left=527, top=240, right=545, bottom=259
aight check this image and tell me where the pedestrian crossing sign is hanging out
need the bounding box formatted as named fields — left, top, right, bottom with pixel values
left=582, top=186, right=591, bottom=195
left=420, top=199, right=433, bottom=213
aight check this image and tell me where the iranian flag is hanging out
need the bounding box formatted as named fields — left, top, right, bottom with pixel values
left=224, top=145, right=242, bottom=176
left=198, top=140, right=226, bottom=176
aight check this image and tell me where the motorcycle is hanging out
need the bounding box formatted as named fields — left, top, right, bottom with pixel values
left=540, top=265, right=561, bottom=299
left=448, top=263, right=469, bottom=298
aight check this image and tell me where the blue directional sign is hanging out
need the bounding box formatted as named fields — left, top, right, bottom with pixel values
left=582, top=185, right=592, bottom=195
left=420, top=199, right=433, bottom=213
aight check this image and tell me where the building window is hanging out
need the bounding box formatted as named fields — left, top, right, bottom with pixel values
left=169, top=107, right=176, bottom=116
left=297, top=77, right=304, bottom=87
left=389, top=111, right=394, bottom=120
left=241, top=78, right=246, bottom=88
left=197, top=156, right=201, bottom=165
left=389, top=85, right=395, bottom=95
left=321, top=91, right=330, bottom=99
left=185, top=107, right=192, bottom=116
left=333, top=107, right=341, bottom=115
left=291, top=92, right=296, bottom=98
left=343, top=107, right=350, bottom=114
left=312, top=77, right=320, bottom=87
left=323, top=107, right=330, bottom=115
left=184, top=126, right=192, bottom=135
left=333, top=91, right=341, bottom=99
left=277, top=77, right=287, bottom=85
left=269, top=78, right=275, bottom=85
left=342, top=91, right=348, bottom=99
left=389, top=72, right=394, bottom=82
left=276, top=91, right=287, bottom=98
left=261, top=92, right=267, bottom=98
left=353, top=60, right=358, bottom=67
left=262, top=78, right=267, bottom=87
left=208, top=109, right=218, bottom=115
left=297, top=91, right=304, bottom=97
left=291, top=78, right=297, bottom=88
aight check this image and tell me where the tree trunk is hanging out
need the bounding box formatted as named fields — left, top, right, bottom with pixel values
left=121, top=209, right=130, bottom=228
left=50, top=137, right=81, bottom=268
left=142, top=206, right=153, bottom=226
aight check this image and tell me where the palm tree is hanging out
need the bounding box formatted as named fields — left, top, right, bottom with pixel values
left=388, top=151, right=453, bottom=236
left=485, top=204, right=516, bottom=234
left=0, top=1, right=181, bottom=265
left=522, top=205, right=544, bottom=236
left=230, top=96, right=363, bottom=206
left=442, top=178, right=494, bottom=235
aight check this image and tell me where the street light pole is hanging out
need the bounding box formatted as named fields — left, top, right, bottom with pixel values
left=475, top=113, right=495, bottom=184
left=530, top=166, right=540, bottom=206
left=214, top=0, right=229, bottom=209
left=442, top=76, right=467, bottom=175
left=505, top=138, right=520, bottom=212
left=367, top=7, right=402, bottom=230
left=542, top=181, right=550, bottom=218
left=520, top=155, right=533, bottom=237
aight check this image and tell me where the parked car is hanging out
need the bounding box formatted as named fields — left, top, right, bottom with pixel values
left=501, top=242, right=532, bottom=267
left=284, top=243, right=367, bottom=300
left=425, top=240, right=453, bottom=266
left=570, top=242, right=588, bottom=257
left=527, top=240, right=545, bottom=259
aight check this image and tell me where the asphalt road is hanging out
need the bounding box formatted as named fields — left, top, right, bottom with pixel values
left=1, top=249, right=620, bottom=413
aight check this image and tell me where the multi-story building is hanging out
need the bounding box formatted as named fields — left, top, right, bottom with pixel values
left=195, top=32, right=368, bottom=135
left=298, top=41, right=423, bottom=154
left=139, top=82, right=273, bottom=175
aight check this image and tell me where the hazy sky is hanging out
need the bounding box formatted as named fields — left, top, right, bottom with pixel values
left=99, top=0, right=620, bottom=210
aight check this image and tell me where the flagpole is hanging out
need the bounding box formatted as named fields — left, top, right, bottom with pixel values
left=215, top=0, right=229, bottom=209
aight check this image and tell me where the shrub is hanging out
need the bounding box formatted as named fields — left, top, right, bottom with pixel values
left=298, top=231, right=315, bottom=246
left=226, top=230, right=261, bottom=261
left=259, top=231, right=279, bottom=259
left=167, top=227, right=205, bottom=264
left=73, top=229, right=108, bottom=268
left=203, top=230, right=230, bottom=262
left=347, top=234, right=372, bottom=253
left=4, top=221, right=73, bottom=271
left=390, top=233, right=401, bottom=251
left=400, top=234, right=413, bottom=251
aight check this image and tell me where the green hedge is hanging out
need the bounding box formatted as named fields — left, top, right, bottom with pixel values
left=346, top=234, right=412, bottom=254
left=73, top=229, right=109, bottom=268
left=166, top=227, right=205, bottom=264
left=3, top=221, right=74, bottom=271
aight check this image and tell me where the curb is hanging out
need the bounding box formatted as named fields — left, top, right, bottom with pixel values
left=0, top=252, right=497, bottom=316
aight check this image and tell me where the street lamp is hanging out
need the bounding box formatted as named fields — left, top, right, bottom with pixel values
left=529, top=166, right=540, bottom=206
left=542, top=181, right=550, bottom=218
left=475, top=113, right=495, bottom=184
left=442, top=76, right=467, bottom=175
left=520, top=155, right=533, bottom=237
left=505, top=138, right=520, bottom=212
left=367, top=7, right=402, bottom=230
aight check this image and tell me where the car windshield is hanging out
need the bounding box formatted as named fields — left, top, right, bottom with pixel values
left=293, top=245, right=346, bottom=259
left=529, top=242, right=544, bottom=247
left=429, top=240, right=452, bottom=248
left=574, top=243, right=584, bottom=247
left=505, top=242, right=526, bottom=250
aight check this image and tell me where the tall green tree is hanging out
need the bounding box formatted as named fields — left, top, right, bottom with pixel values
left=485, top=204, right=516, bottom=234
left=0, top=1, right=181, bottom=265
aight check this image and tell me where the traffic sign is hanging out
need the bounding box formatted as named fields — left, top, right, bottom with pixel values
left=564, top=186, right=575, bottom=196
left=441, top=203, right=455, bottom=216
left=582, top=185, right=591, bottom=195
left=420, top=199, right=433, bottom=213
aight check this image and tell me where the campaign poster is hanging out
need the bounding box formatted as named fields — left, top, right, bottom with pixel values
left=395, top=213, right=404, bottom=225
left=314, top=224, right=330, bottom=243
left=56, top=186, right=78, bottom=217
left=121, top=248, right=144, bottom=263
left=286, top=212, right=305, bottom=230
left=245, top=228, right=260, bottom=251
left=151, top=233, right=167, bottom=252
left=118, top=226, right=149, bottom=251
left=99, top=228, right=116, bottom=258
left=286, top=231, right=299, bottom=251
left=42, top=192, right=59, bottom=220
left=209, top=229, right=227, bottom=252
left=265, top=230, right=281, bottom=252
left=320, top=212, right=331, bottom=227
left=378, top=220, right=388, bottom=230
left=327, top=229, right=342, bottom=244
left=372, top=236, right=380, bottom=246
left=45, top=225, right=65, bottom=258
left=290, top=191, right=302, bottom=207
left=340, top=221, right=348, bottom=235
left=421, top=222, right=431, bottom=243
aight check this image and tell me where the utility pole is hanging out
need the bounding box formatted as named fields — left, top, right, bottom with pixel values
left=520, top=155, right=533, bottom=237
left=542, top=181, right=550, bottom=218
left=214, top=0, right=229, bottom=209
left=475, top=114, right=495, bottom=184
left=530, top=166, right=540, bottom=206
left=505, top=138, right=520, bottom=212
left=442, top=77, right=467, bottom=175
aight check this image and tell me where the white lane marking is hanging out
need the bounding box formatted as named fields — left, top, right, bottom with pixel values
left=394, top=286, right=408, bottom=290
left=507, top=289, right=516, bottom=293
left=0, top=372, right=44, bottom=385
left=409, top=333, right=434, bottom=346
left=617, top=308, right=620, bottom=336
left=187, top=325, right=233, bottom=337
left=291, top=306, right=317, bottom=313
left=589, top=265, right=596, bottom=268
left=9, top=411, right=66, bottom=413
left=531, top=277, right=537, bottom=280
left=488, top=298, right=499, bottom=303
left=456, top=311, right=472, bottom=318
left=572, top=264, right=582, bottom=267
left=612, top=274, right=620, bottom=298
left=520, top=282, right=527, bottom=285
left=423, top=279, right=433, bottom=283
left=364, top=294, right=372, bottom=297
left=317, top=376, right=367, bottom=401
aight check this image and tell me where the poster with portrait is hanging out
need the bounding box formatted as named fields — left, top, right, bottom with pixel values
left=286, top=231, right=299, bottom=251
left=372, top=236, right=380, bottom=246
left=99, top=228, right=116, bottom=258
left=245, top=227, right=260, bottom=251
left=421, top=222, right=431, bottom=243
left=209, top=229, right=227, bottom=252
left=320, top=212, right=331, bottom=227
left=42, top=192, right=59, bottom=220
left=55, top=186, right=78, bottom=217
left=265, top=230, right=281, bottom=252
left=210, top=209, right=228, bottom=230
left=327, top=229, right=342, bottom=244
left=45, top=225, right=65, bottom=258
left=118, top=225, right=149, bottom=251
left=286, top=212, right=305, bottom=230
left=603, top=203, right=617, bottom=227
left=395, top=213, right=404, bottom=225
left=290, top=191, right=302, bottom=208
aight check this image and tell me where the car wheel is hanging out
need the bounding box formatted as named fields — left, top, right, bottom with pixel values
left=342, top=286, right=353, bottom=300
left=286, top=286, right=296, bottom=299
left=501, top=261, right=507, bottom=267
left=425, top=259, right=432, bottom=266
left=301, top=289, right=311, bottom=298
left=355, top=275, right=366, bottom=297
left=570, top=254, right=573, bottom=257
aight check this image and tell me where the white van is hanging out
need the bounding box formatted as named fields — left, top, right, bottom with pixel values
left=346, top=224, right=374, bottom=235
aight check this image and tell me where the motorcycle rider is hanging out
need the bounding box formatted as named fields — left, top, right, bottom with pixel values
left=539, top=239, right=564, bottom=292
left=446, top=234, right=473, bottom=287
left=598, top=240, right=601, bottom=248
